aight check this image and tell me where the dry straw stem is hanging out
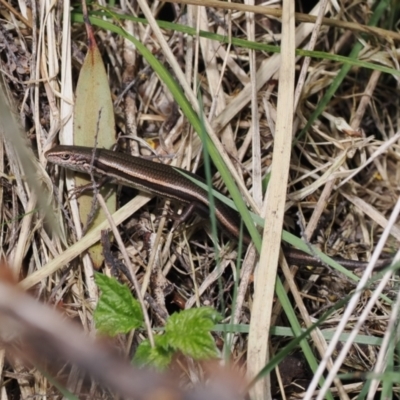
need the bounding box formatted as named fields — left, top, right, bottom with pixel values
left=279, top=255, right=348, bottom=399
left=247, top=0, right=295, bottom=398
left=245, top=0, right=262, bottom=208
left=19, top=195, right=152, bottom=290
left=368, top=284, right=400, bottom=398
left=211, top=3, right=327, bottom=134
left=294, top=0, right=329, bottom=110
left=164, top=0, right=400, bottom=41
left=0, top=88, right=55, bottom=278
left=0, top=0, right=32, bottom=29
left=55, top=1, right=100, bottom=303
left=304, top=197, right=400, bottom=399
left=96, top=193, right=155, bottom=347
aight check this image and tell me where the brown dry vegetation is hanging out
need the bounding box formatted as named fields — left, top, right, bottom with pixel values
left=0, top=0, right=399, bottom=399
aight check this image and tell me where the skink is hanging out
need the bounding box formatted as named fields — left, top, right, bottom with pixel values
left=45, top=145, right=391, bottom=270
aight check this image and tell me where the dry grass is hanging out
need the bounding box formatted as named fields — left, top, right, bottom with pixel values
left=0, top=0, right=399, bottom=399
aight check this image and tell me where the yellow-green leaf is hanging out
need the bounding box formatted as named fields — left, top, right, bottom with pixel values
left=74, top=29, right=116, bottom=268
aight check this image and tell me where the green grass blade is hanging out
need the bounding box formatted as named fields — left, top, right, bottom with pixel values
left=72, top=10, right=400, bottom=78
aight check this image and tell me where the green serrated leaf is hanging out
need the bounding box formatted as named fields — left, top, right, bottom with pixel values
left=134, top=336, right=172, bottom=370
left=165, top=307, right=221, bottom=360
left=94, top=273, right=143, bottom=336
